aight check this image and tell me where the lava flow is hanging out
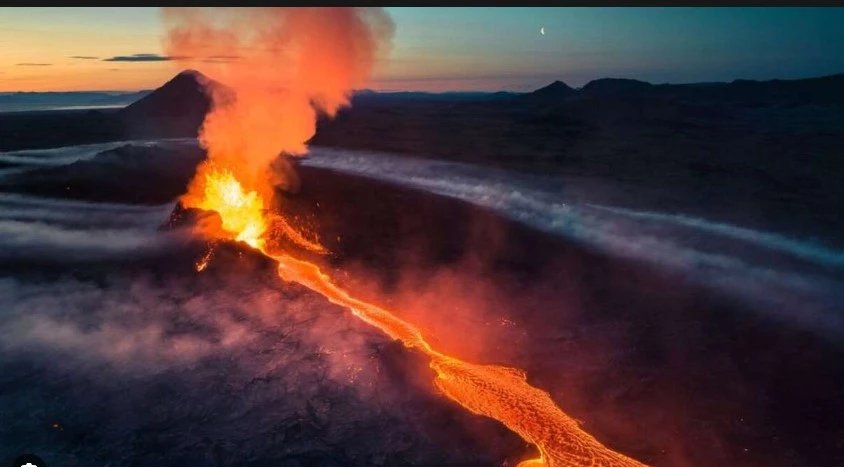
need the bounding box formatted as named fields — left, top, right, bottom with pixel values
left=187, top=168, right=648, bottom=467
left=163, top=7, right=645, bottom=464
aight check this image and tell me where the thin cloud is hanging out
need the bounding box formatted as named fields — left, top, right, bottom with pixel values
left=103, top=53, right=176, bottom=62
left=17, top=63, right=52, bottom=67
left=102, top=53, right=238, bottom=64
left=71, top=55, right=99, bottom=60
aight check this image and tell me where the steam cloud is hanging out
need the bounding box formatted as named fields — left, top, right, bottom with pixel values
left=161, top=7, right=395, bottom=199
left=0, top=223, right=516, bottom=465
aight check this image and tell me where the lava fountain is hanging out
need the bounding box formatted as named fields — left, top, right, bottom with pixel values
left=163, top=7, right=648, bottom=466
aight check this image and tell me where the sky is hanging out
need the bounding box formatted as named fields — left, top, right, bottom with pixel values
left=1, top=7, right=843, bottom=93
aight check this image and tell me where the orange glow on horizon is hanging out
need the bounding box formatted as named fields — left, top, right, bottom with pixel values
left=0, top=67, right=173, bottom=92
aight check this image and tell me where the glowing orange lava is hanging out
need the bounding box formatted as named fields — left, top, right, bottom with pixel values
left=183, top=165, right=268, bottom=250
left=184, top=170, right=648, bottom=467
left=195, top=248, right=213, bottom=272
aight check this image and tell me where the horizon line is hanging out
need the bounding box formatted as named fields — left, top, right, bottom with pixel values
left=2, top=70, right=842, bottom=95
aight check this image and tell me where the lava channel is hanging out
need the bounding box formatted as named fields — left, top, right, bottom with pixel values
left=190, top=167, right=648, bottom=467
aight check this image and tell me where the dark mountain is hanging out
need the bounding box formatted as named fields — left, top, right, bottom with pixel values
left=580, top=78, right=654, bottom=97
left=570, top=74, right=844, bottom=106
left=523, top=80, right=577, bottom=102
left=118, top=69, right=219, bottom=139
left=4, top=69, right=843, bottom=153
left=697, top=73, right=844, bottom=105
left=115, top=71, right=844, bottom=145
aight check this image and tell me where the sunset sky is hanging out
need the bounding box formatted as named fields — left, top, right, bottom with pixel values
left=1, top=7, right=843, bottom=93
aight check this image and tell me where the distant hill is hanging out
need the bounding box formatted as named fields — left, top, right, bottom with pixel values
left=117, top=71, right=524, bottom=139
left=7, top=69, right=839, bottom=149
left=352, top=89, right=520, bottom=103
left=7, top=70, right=843, bottom=118
left=523, top=80, right=577, bottom=102
left=511, top=73, right=844, bottom=107
left=680, top=73, right=844, bottom=105
left=579, top=78, right=653, bottom=97
left=553, top=74, right=844, bottom=105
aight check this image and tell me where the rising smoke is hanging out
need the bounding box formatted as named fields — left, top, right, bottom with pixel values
left=161, top=7, right=395, bottom=201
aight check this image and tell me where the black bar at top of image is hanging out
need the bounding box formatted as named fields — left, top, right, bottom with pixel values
left=6, top=2, right=844, bottom=8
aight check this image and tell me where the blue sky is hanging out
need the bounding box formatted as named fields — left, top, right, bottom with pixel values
left=1, top=7, right=842, bottom=91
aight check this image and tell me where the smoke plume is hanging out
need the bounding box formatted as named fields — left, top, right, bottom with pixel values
left=161, top=7, right=395, bottom=200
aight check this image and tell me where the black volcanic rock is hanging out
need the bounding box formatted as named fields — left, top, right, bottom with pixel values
left=118, top=69, right=219, bottom=139
left=162, top=200, right=224, bottom=233
left=161, top=202, right=282, bottom=275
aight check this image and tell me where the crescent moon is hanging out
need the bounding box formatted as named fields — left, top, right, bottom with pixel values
left=540, top=27, right=545, bottom=35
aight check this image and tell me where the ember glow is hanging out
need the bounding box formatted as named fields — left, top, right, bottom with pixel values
left=183, top=166, right=267, bottom=249
left=195, top=247, right=213, bottom=272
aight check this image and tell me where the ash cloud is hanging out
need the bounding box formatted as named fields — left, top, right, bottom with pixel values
left=163, top=7, right=395, bottom=201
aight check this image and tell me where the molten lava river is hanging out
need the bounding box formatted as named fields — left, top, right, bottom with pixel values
left=186, top=166, right=647, bottom=467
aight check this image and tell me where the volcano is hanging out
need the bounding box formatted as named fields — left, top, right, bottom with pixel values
left=118, top=69, right=220, bottom=139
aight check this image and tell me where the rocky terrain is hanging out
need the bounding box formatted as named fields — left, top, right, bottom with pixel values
left=1, top=70, right=843, bottom=466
